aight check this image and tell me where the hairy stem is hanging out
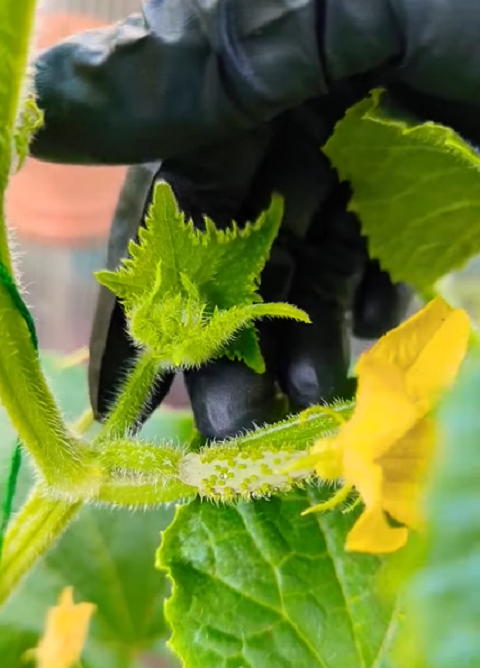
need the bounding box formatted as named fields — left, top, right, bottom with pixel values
left=97, top=478, right=195, bottom=507
left=0, top=0, right=96, bottom=492
left=0, top=403, right=350, bottom=610
left=98, top=440, right=195, bottom=505
left=0, top=290, right=101, bottom=492
left=98, top=351, right=164, bottom=441
left=0, top=488, right=81, bottom=607
left=100, top=440, right=184, bottom=474
left=95, top=404, right=352, bottom=506
left=0, top=0, right=38, bottom=269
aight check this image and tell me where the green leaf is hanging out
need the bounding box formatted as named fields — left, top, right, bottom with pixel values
left=0, top=356, right=190, bottom=667
left=0, top=504, right=174, bottom=668
left=97, top=184, right=301, bottom=372
left=160, top=302, right=309, bottom=368
left=12, top=97, right=43, bottom=172
left=324, top=88, right=480, bottom=290
left=400, top=353, right=480, bottom=668
left=98, top=184, right=283, bottom=314
left=158, top=488, right=400, bottom=668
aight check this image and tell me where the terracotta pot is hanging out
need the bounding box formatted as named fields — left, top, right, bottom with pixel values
left=6, top=12, right=128, bottom=245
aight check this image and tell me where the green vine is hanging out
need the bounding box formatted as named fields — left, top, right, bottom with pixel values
left=1, top=6, right=480, bottom=667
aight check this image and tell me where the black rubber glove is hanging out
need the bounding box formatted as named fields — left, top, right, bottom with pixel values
left=89, top=94, right=410, bottom=439
left=30, top=0, right=480, bottom=438
left=31, top=0, right=480, bottom=165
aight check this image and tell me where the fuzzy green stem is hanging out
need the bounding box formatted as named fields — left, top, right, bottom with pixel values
left=97, top=478, right=195, bottom=507
left=0, top=288, right=101, bottom=492
left=95, top=404, right=352, bottom=506
left=0, top=488, right=81, bottom=607
left=98, top=351, right=164, bottom=441
left=100, top=440, right=184, bottom=474
left=0, top=0, right=38, bottom=270
left=98, top=440, right=195, bottom=506
left=0, top=403, right=352, bottom=609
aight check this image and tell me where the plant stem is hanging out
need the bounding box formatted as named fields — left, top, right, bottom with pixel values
left=97, top=478, right=195, bottom=507
left=0, top=401, right=352, bottom=608
left=0, top=488, right=81, bottom=607
left=100, top=440, right=183, bottom=474
left=0, top=0, right=38, bottom=270
left=98, top=351, right=164, bottom=441
left=96, top=403, right=353, bottom=506
left=98, top=439, right=195, bottom=506
left=0, top=290, right=100, bottom=492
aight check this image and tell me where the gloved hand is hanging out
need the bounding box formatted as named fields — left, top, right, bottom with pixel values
left=30, top=0, right=480, bottom=438
left=32, top=0, right=480, bottom=165
left=90, top=93, right=410, bottom=439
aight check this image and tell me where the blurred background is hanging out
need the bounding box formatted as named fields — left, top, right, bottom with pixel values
left=7, top=0, right=139, bottom=356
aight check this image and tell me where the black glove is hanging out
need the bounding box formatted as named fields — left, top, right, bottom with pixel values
left=89, top=94, right=410, bottom=439
left=31, top=0, right=480, bottom=165
left=30, top=0, right=480, bottom=438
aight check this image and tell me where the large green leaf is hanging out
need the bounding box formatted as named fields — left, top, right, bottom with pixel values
left=0, top=356, right=192, bottom=668
left=158, top=488, right=400, bottom=668
left=324, top=89, right=480, bottom=290
left=401, top=353, right=480, bottom=668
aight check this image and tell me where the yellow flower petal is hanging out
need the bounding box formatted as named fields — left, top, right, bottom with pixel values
left=345, top=453, right=383, bottom=510
left=33, top=587, right=96, bottom=668
left=355, top=297, right=463, bottom=377
left=406, top=308, right=470, bottom=408
left=346, top=506, right=409, bottom=554
left=303, top=298, right=470, bottom=555
left=309, top=437, right=344, bottom=480
left=339, top=357, right=420, bottom=462
left=379, top=417, right=435, bottom=529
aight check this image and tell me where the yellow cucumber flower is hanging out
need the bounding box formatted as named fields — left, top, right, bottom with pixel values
left=304, top=297, right=470, bottom=554
left=27, top=587, right=96, bottom=668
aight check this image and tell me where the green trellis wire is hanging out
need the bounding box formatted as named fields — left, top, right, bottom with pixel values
left=0, top=261, right=38, bottom=564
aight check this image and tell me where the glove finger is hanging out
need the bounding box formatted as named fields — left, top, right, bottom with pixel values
left=31, top=2, right=323, bottom=165
left=352, top=260, right=412, bottom=340
left=185, top=238, right=295, bottom=440
left=160, top=125, right=273, bottom=228
left=277, top=183, right=367, bottom=409
left=183, top=113, right=363, bottom=436
left=277, top=293, right=356, bottom=409
left=177, top=109, right=334, bottom=439
left=184, top=357, right=277, bottom=441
